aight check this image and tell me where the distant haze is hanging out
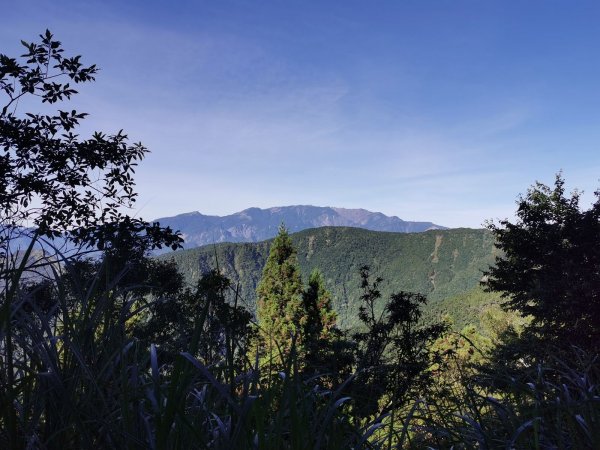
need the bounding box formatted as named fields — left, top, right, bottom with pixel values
left=155, top=205, right=446, bottom=252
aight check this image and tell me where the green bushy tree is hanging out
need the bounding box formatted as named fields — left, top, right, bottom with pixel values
left=302, top=269, right=349, bottom=377
left=303, top=269, right=337, bottom=344
left=256, top=225, right=307, bottom=365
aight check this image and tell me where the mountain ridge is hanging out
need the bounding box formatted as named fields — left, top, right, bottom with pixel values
left=154, top=205, right=446, bottom=252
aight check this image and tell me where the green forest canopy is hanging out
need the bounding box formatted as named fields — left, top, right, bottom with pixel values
left=160, top=226, right=499, bottom=329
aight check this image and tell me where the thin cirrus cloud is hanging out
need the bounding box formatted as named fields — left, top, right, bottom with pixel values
left=3, top=1, right=600, bottom=228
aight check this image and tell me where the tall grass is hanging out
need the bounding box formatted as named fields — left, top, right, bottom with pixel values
left=0, top=242, right=404, bottom=449
left=413, top=349, right=600, bottom=449
left=1, top=239, right=598, bottom=449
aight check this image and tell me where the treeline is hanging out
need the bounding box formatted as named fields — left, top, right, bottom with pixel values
left=1, top=32, right=599, bottom=449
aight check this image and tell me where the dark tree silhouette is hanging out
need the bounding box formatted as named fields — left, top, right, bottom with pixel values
left=0, top=30, right=181, bottom=251
left=350, top=266, right=447, bottom=418
left=134, top=269, right=253, bottom=371
left=485, top=173, right=600, bottom=354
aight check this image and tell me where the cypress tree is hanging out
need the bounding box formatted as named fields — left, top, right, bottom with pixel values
left=302, top=268, right=341, bottom=374
left=303, top=269, right=337, bottom=344
left=256, top=225, right=306, bottom=363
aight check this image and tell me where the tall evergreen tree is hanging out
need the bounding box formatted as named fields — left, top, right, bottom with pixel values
left=303, top=269, right=337, bottom=343
left=301, top=269, right=352, bottom=378
left=256, top=225, right=307, bottom=363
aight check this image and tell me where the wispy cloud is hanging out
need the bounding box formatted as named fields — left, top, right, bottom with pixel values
left=4, top=1, right=600, bottom=228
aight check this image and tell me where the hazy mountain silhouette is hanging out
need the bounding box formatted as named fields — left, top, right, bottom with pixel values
left=154, top=205, right=446, bottom=251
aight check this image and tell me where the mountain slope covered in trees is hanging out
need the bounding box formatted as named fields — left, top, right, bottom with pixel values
left=154, top=206, right=445, bottom=251
left=160, top=226, right=497, bottom=328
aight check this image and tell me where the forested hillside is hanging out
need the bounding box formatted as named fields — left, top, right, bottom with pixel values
left=160, top=226, right=498, bottom=328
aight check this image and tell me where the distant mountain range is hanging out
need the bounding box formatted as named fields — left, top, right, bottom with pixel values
left=155, top=206, right=446, bottom=251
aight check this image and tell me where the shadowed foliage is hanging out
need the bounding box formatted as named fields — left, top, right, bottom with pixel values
left=485, top=173, right=600, bottom=356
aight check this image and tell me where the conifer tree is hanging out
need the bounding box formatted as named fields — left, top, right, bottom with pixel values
left=256, top=225, right=306, bottom=363
left=303, top=269, right=337, bottom=343
left=302, top=269, right=341, bottom=374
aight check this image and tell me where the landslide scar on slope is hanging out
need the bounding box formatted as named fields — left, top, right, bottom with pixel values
left=430, top=234, right=443, bottom=263
left=429, top=269, right=437, bottom=290
left=307, top=235, right=316, bottom=259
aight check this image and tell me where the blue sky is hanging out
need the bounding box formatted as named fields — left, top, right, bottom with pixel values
left=3, top=1, right=600, bottom=228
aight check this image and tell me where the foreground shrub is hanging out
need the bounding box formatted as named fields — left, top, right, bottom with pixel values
left=416, top=348, right=600, bottom=449
left=0, top=245, right=406, bottom=449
